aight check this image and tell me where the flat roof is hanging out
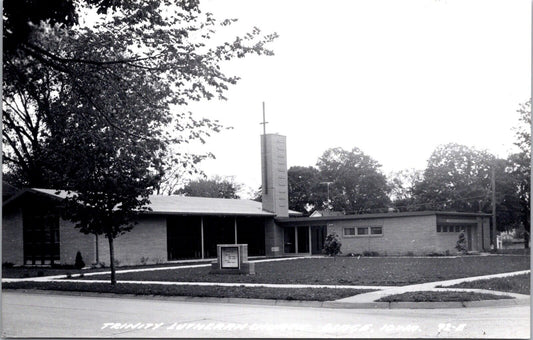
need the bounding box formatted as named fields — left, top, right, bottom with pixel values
left=275, top=210, right=491, bottom=224
left=5, top=188, right=302, bottom=217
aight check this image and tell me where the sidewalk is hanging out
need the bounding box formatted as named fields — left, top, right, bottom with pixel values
left=335, top=269, right=530, bottom=303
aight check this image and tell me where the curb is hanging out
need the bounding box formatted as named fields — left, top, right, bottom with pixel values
left=4, top=288, right=529, bottom=309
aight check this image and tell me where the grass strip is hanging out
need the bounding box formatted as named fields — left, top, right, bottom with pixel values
left=440, top=273, right=530, bottom=295
left=2, top=281, right=372, bottom=301
left=377, top=291, right=513, bottom=302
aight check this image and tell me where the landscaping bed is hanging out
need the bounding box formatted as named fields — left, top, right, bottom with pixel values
left=440, top=273, right=530, bottom=295
left=75, top=256, right=530, bottom=286
left=377, top=291, right=514, bottom=302
left=2, top=281, right=371, bottom=301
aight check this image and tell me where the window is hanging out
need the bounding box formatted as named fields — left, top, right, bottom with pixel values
left=370, top=227, right=383, bottom=235
left=436, top=225, right=441, bottom=232
left=357, top=227, right=368, bottom=235
left=343, top=227, right=355, bottom=236
left=455, top=226, right=461, bottom=232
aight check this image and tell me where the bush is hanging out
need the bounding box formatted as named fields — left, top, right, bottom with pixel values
left=455, top=232, right=467, bottom=254
left=2, top=262, right=14, bottom=268
left=75, top=251, right=85, bottom=269
left=323, top=233, right=342, bottom=257
left=363, top=251, right=380, bottom=257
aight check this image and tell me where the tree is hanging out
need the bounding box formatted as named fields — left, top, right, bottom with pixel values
left=3, top=1, right=278, bottom=284
left=178, top=176, right=241, bottom=199
left=3, top=0, right=277, bottom=188
left=388, top=169, right=423, bottom=212
left=411, top=144, right=495, bottom=212
left=287, top=166, right=324, bottom=214
left=508, top=100, right=531, bottom=248
left=316, top=147, right=391, bottom=214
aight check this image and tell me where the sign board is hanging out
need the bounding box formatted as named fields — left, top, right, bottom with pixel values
left=271, top=246, right=280, bottom=252
left=220, top=246, right=240, bottom=269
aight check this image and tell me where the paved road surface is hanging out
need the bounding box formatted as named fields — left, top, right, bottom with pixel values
left=1, top=291, right=530, bottom=338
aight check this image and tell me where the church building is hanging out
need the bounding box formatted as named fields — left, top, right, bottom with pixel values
left=2, top=134, right=491, bottom=266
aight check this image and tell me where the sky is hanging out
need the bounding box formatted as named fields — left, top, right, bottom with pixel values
left=182, top=0, right=531, bottom=198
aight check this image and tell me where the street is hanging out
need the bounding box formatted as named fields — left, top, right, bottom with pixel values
left=1, top=291, right=530, bottom=338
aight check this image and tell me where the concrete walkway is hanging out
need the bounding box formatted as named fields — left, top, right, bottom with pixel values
left=335, top=269, right=530, bottom=303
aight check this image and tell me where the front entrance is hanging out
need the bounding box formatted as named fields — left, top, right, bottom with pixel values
left=311, top=225, right=327, bottom=254
left=283, top=226, right=310, bottom=254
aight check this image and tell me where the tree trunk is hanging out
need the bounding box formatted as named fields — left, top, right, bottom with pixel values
left=108, top=235, right=116, bottom=285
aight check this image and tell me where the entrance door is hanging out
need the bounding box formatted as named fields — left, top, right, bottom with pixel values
left=284, top=228, right=296, bottom=253
left=311, top=225, right=327, bottom=254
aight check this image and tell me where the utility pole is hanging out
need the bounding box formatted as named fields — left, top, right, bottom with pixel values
left=320, top=181, right=333, bottom=208
left=491, top=165, right=497, bottom=248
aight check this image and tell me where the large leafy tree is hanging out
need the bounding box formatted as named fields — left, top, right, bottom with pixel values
left=178, top=176, right=241, bottom=199
left=316, top=147, right=391, bottom=214
left=287, top=166, right=324, bottom=214
left=411, top=144, right=495, bottom=212
left=3, top=1, right=277, bottom=283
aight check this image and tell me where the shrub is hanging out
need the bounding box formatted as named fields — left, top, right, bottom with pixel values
left=75, top=251, right=85, bottom=269
left=405, top=251, right=414, bottom=257
left=363, top=251, right=380, bottom=257
left=323, top=233, right=342, bottom=257
left=37, top=270, right=44, bottom=277
left=455, top=232, right=467, bottom=254
left=2, top=262, right=14, bottom=268
left=140, top=257, right=149, bottom=265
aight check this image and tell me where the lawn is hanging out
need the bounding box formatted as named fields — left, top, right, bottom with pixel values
left=440, top=273, right=530, bottom=295
left=2, top=281, right=371, bottom=301
left=77, top=255, right=530, bottom=286
left=2, top=261, right=210, bottom=278
left=376, top=291, right=514, bottom=302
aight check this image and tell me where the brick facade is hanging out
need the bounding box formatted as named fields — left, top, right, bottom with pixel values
left=59, top=219, right=95, bottom=265
left=327, top=215, right=439, bottom=255
left=2, top=208, right=24, bottom=265
left=96, top=215, right=167, bottom=266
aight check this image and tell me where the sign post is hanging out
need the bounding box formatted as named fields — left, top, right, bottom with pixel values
left=210, top=244, right=255, bottom=275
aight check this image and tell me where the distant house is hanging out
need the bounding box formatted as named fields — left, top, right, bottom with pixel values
left=309, top=210, right=344, bottom=218
left=2, top=134, right=492, bottom=266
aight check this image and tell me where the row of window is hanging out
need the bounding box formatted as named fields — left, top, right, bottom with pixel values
left=437, top=225, right=466, bottom=233
left=343, top=226, right=383, bottom=237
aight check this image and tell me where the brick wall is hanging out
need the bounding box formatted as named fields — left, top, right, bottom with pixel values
left=2, top=208, right=23, bottom=265
left=59, top=219, right=95, bottom=265
left=97, top=215, right=167, bottom=266
left=327, top=215, right=439, bottom=255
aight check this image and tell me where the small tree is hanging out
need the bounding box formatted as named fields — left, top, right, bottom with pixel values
left=455, top=231, right=467, bottom=254
left=324, top=233, right=342, bottom=259
left=75, top=251, right=85, bottom=269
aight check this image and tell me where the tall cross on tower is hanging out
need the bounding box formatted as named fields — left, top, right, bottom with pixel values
left=260, top=101, right=269, bottom=194
left=260, top=101, right=268, bottom=135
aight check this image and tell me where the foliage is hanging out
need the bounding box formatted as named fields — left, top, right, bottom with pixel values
left=323, top=233, right=342, bottom=257
left=75, top=251, right=85, bottom=269
left=316, top=147, right=391, bottom=214
left=455, top=232, right=467, bottom=254
left=508, top=100, right=531, bottom=247
left=3, top=1, right=277, bottom=285
left=177, top=176, right=241, bottom=198
left=388, top=169, right=423, bottom=211
left=287, top=166, right=324, bottom=213
left=411, top=143, right=495, bottom=212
